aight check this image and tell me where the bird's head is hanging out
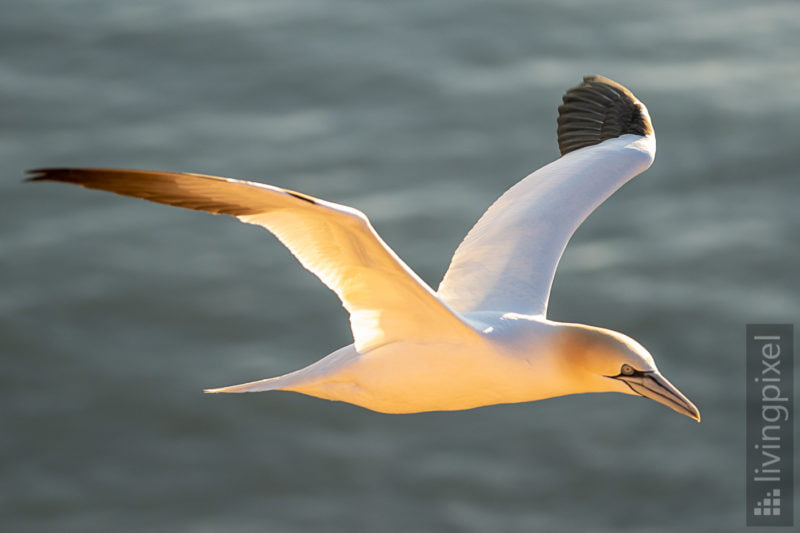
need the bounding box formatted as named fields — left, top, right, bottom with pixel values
left=559, top=324, right=700, bottom=422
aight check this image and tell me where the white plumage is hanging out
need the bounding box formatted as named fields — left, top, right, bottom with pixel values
left=438, top=133, right=654, bottom=316
left=29, top=75, right=699, bottom=421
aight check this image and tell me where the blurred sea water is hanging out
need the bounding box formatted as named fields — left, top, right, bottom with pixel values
left=2, top=1, right=799, bottom=531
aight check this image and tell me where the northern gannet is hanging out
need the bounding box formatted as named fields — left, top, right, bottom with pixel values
left=28, top=75, right=700, bottom=421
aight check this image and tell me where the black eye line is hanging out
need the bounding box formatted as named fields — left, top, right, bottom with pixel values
left=607, top=368, right=653, bottom=379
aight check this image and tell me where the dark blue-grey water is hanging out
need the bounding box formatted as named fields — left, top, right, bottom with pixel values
left=2, top=1, right=799, bottom=531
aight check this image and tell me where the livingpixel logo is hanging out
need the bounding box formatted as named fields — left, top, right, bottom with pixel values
left=746, top=325, right=794, bottom=527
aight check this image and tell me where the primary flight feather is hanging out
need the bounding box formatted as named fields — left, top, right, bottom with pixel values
left=29, top=75, right=700, bottom=421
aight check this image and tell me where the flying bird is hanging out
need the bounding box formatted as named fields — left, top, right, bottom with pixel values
left=28, top=75, right=700, bottom=421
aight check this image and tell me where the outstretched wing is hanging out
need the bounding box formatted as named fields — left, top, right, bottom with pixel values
left=437, top=75, right=656, bottom=317
left=27, top=168, right=479, bottom=352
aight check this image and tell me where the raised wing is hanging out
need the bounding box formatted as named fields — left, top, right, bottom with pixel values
left=437, top=76, right=656, bottom=317
left=27, top=168, right=479, bottom=352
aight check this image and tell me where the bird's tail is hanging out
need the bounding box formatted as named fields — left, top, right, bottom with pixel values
left=204, top=344, right=359, bottom=394
left=204, top=375, right=288, bottom=394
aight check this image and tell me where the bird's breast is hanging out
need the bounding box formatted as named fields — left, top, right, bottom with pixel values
left=292, top=322, right=565, bottom=413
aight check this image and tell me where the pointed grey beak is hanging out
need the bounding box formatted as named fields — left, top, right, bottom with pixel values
left=616, top=370, right=701, bottom=422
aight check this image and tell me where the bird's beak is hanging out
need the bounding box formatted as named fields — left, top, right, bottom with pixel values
left=615, top=370, right=701, bottom=422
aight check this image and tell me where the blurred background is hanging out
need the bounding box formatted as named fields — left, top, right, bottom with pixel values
left=2, top=0, right=798, bottom=531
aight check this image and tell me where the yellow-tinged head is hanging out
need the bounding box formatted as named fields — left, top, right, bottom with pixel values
left=557, top=324, right=700, bottom=422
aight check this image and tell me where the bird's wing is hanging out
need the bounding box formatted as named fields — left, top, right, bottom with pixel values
left=27, top=168, right=480, bottom=352
left=437, top=75, right=656, bottom=317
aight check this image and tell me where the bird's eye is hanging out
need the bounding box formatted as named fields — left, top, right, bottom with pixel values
left=621, top=364, right=635, bottom=376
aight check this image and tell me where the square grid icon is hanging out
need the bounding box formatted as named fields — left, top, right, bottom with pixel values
left=753, top=489, right=781, bottom=517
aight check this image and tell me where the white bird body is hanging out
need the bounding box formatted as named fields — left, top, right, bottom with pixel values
left=29, top=76, right=700, bottom=421
left=224, top=314, right=657, bottom=414
left=221, top=315, right=556, bottom=414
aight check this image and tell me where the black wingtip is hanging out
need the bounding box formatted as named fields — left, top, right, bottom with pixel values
left=24, top=168, right=50, bottom=182
left=24, top=168, right=73, bottom=183
left=556, top=75, right=652, bottom=156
